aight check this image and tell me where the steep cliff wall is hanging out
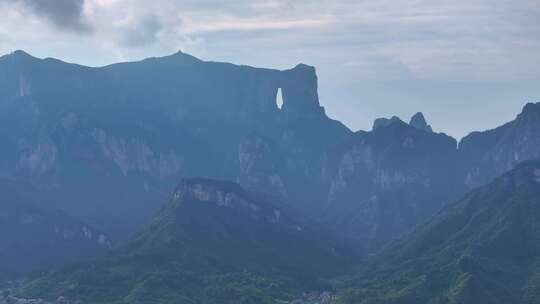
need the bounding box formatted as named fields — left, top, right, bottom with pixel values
left=0, top=50, right=351, bottom=238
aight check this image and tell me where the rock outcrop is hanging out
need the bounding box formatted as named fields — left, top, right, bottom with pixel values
left=19, top=178, right=358, bottom=304
left=2, top=49, right=538, bottom=268
left=372, top=116, right=402, bottom=130
left=171, top=178, right=286, bottom=224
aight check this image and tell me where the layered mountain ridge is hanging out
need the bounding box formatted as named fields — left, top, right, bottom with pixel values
left=1, top=50, right=539, bottom=291
left=322, top=102, right=540, bottom=248
left=0, top=49, right=350, bottom=239
left=339, top=160, right=540, bottom=304
left=323, top=113, right=462, bottom=249
left=19, top=178, right=357, bottom=304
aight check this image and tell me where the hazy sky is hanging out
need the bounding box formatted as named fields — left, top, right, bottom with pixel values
left=1, top=0, right=539, bottom=138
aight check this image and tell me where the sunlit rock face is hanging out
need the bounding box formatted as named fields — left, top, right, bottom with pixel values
left=460, top=102, right=540, bottom=188
left=0, top=50, right=350, bottom=238
left=323, top=117, right=462, bottom=249
left=320, top=105, right=540, bottom=250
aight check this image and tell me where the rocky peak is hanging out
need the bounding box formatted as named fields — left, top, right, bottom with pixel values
left=409, top=112, right=433, bottom=132
left=169, top=49, right=202, bottom=64
left=459, top=101, right=540, bottom=188
left=1, top=50, right=37, bottom=64
left=372, top=116, right=403, bottom=130
left=237, top=134, right=287, bottom=196
left=279, top=63, right=326, bottom=119
left=521, top=101, right=540, bottom=114
left=516, top=102, right=540, bottom=123
left=12, top=50, right=32, bottom=57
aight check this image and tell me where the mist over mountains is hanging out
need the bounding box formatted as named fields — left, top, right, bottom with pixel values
left=0, top=50, right=539, bottom=303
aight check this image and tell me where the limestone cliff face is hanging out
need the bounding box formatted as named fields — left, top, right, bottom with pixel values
left=323, top=117, right=461, bottom=248
left=233, top=63, right=324, bottom=119
left=279, top=64, right=326, bottom=120
left=0, top=50, right=350, bottom=239
left=91, top=129, right=185, bottom=178
left=460, top=102, right=540, bottom=188
left=18, top=73, right=32, bottom=97
left=409, top=112, right=433, bottom=132
left=237, top=134, right=287, bottom=197
left=171, top=179, right=284, bottom=224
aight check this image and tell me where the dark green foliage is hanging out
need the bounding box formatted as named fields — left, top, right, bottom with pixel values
left=337, top=161, right=540, bottom=304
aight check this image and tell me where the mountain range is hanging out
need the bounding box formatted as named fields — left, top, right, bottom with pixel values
left=19, top=178, right=357, bottom=304
left=0, top=50, right=349, bottom=239
left=0, top=179, right=109, bottom=281
left=338, top=160, right=540, bottom=304
left=0, top=50, right=539, bottom=303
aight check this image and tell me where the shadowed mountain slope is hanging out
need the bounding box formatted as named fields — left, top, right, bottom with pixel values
left=339, top=160, right=540, bottom=304
left=0, top=179, right=109, bottom=281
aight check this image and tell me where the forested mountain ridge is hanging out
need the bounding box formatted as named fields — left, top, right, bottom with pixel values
left=19, top=178, right=358, bottom=304
left=338, top=160, right=540, bottom=304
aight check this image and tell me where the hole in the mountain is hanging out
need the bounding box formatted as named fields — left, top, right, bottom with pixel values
left=276, top=88, right=284, bottom=110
